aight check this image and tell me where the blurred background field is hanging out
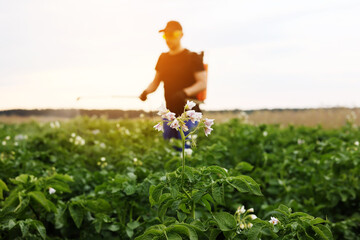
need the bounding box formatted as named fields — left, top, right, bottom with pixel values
left=1, top=108, right=359, bottom=128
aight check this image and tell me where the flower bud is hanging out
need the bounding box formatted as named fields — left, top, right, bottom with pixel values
left=249, top=214, right=257, bottom=220
left=49, top=187, right=56, bottom=194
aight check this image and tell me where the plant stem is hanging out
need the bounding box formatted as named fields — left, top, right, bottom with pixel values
left=191, top=200, right=196, bottom=219
left=180, top=127, right=196, bottom=220
left=180, top=129, right=191, bottom=201
left=180, top=129, right=186, bottom=189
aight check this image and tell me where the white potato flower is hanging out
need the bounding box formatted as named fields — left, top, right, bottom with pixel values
left=49, top=187, right=56, bottom=194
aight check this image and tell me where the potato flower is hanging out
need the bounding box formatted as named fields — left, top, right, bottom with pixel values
left=153, top=103, right=214, bottom=138
left=269, top=217, right=279, bottom=225
left=153, top=122, right=163, bottom=132
left=49, top=187, right=56, bottom=194
left=235, top=205, right=257, bottom=233
left=185, top=100, right=196, bottom=110
left=170, top=119, right=180, bottom=130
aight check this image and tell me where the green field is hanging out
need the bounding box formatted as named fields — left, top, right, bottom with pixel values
left=0, top=116, right=359, bottom=239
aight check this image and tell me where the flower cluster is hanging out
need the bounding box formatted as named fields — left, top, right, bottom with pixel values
left=97, top=156, right=108, bottom=168
left=180, top=148, right=193, bottom=158
left=1, top=136, right=11, bottom=146
left=118, top=126, right=130, bottom=135
left=92, top=129, right=100, bottom=135
left=153, top=101, right=214, bottom=137
left=297, top=139, right=305, bottom=145
left=50, top=121, right=61, bottom=129
left=235, top=205, right=257, bottom=233
left=94, top=140, right=106, bottom=149
left=133, top=157, right=143, bottom=166
left=269, top=216, right=279, bottom=225
left=15, top=134, right=28, bottom=141
left=69, top=133, right=85, bottom=146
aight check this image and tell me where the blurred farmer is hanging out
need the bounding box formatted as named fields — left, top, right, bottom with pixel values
left=139, top=21, right=207, bottom=142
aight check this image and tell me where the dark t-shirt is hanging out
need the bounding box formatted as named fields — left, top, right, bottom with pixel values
left=155, top=48, right=205, bottom=115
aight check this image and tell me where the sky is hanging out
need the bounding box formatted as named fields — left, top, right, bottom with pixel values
left=1, top=0, right=359, bottom=111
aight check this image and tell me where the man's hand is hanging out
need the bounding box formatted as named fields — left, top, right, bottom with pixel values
left=139, top=90, right=148, bottom=101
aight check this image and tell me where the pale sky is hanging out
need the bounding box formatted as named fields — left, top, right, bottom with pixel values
left=1, top=0, right=359, bottom=111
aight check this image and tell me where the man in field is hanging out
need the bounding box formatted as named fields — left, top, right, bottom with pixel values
left=139, top=20, right=207, bottom=141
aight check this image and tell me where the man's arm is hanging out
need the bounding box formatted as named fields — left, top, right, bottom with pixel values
left=139, top=71, right=161, bottom=101
left=183, top=70, right=207, bottom=97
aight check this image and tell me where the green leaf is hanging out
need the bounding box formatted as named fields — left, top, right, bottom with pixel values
left=32, top=220, right=46, bottom=240
left=2, top=190, right=19, bottom=212
left=127, top=221, right=141, bottom=230
left=211, top=182, right=225, bottom=205
left=150, top=184, right=164, bottom=203
left=202, top=193, right=215, bottom=204
left=297, top=230, right=315, bottom=240
left=245, top=224, right=263, bottom=240
left=134, top=226, right=164, bottom=240
left=209, top=229, right=221, bottom=240
left=168, top=232, right=182, bottom=240
left=311, top=224, right=333, bottom=240
left=201, top=198, right=212, bottom=212
left=28, top=191, right=50, bottom=212
left=18, top=220, right=30, bottom=237
left=204, top=166, right=229, bottom=177
left=14, top=193, right=30, bottom=213
left=170, top=185, right=179, bottom=198
left=55, top=201, right=67, bottom=229
left=290, top=212, right=310, bottom=218
left=177, top=211, right=187, bottom=222
left=159, top=199, right=175, bottom=221
left=235, top=162, right=254, bottom=172
left=226, top=175, right=262, bottom=196
left=85, top=199, right=112, bottom=213
left=4, top=219, right=16, bottom=230
left=108, top=224, right=120, bottom=231
left=310, top=217, right=327, bottom=225
left=94, top=218, right=103, bottom=233
left=69, top=203, right=84, bottom=228
left=192, top=190, right=205, bottom=203
left=275, top=204, right=292, bottom=217
left=167, top=224, right=198, bottom=240
left=11, top=174, right=31, bottom=184
left=124, top=184, right=136, bottom=195
left=46, top=181, right=71, bottom=193
left=0, top=179, right=9, bottom=200
left=52, top=173, right=74, bottom=182
left=184, top=166, right=195, bottom=182
left=245, top=223, right=278, bottom=240
left=126, top=227, right=134, bottom=238
left=47, top=199, right=57, bottom=212
left=128, top=172, right=137, bottom=180
left=213, top=212, right=237, bottom=231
